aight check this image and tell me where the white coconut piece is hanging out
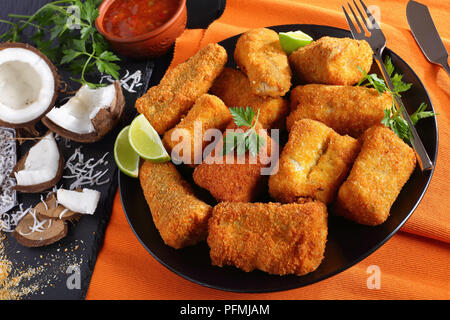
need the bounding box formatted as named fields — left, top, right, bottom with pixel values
left=45, top=84, right=116, bottom=135
left=0, top=46, right=57, bottom=126
left=56, top=188, right=101, bottom=215
left=14, top=133, right=60, bottom=186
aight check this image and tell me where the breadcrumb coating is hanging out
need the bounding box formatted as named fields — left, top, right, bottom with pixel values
left=193, top=121, right=276, bottom=202
left=135, top=43, right=227, bottom=134
left=287, top=84, right=392, bottom=137
left=210, top=68, right=289, bottom=129
left=163, top=94, right=232, bottom=166
left=335, top=126, right=416, bottom=226
left=289, top=36, right=373, bottom=85
left=207, top=201, right=328, bottom=276
left=234, top=28, right=292, bottom=97
left=269, top=119, right=360, bottom=204
left=139, top=161, right=212, bottom=249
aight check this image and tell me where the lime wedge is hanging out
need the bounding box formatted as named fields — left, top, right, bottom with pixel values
left=279, top=31, right=313, bottom=55
left=128, top=114, right=170, bottom=162
left=114, top=126, right=140, bottom=178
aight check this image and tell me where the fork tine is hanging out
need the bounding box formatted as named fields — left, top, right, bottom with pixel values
left=359, top=0, right=381, bottom=29
left=342, top=6, right=360, bottom=38
left=348, top=2, right=367, bottom=33
left=352, top=0, right=370, bottom=30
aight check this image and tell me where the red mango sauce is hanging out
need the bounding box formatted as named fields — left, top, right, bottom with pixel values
left=103, top=0, right=180, bottom=38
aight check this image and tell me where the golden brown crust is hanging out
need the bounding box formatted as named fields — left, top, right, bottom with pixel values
left=135, top=43, right=228, bottom=134
left=207, top=201, right=328, bottom=276
left=193, top=121, right=276, bottom=202
left=163, top=94, right=232, bottom=166
left=289, top=36, right=373, bottom=85
left=139, top=161, right=212, bottom=249
left=286, top=84, right=391, bottom=137
left=335, top=126, right=416, bottom=226
left=209, top=68, right=289, bottom=130
left=234, top=28, right=291, bottom=97
left=269, top=119, right=360, bottom=204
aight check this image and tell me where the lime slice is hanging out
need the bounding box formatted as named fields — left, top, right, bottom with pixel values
left=279, top=31, right=313, bottom=55
left=128, top=114, right=170, bottom=162
left=114, top=126, right=140, bottom=178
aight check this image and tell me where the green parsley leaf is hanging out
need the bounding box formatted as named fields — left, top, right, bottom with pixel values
left=223, top=107, right=266, bottom=157
left=0, top=0, right=121, bottom=87
left=229, top=107, right=255, bottom=128
left=410, top=103, right=437, bottom=126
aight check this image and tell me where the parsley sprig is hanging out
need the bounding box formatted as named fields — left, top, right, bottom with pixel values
left=357, top=56, right=436, bottom=142
left=223, top=107, right=266, bottom=157
left=0, top=0, right=120, bottom=88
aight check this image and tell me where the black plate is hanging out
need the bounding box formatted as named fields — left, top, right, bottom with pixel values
left=119, top=24, right=438, bottom=293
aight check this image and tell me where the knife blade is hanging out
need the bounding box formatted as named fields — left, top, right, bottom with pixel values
left=406, top=0, right=450, bottom=75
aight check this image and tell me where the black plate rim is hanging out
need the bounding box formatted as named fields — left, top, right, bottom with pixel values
left=119, top=24, right=438, bottom=293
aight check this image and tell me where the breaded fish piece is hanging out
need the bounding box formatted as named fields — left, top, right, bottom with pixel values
left=193, top=121, right=276, bottom=202
left=269, top=119, right=360, bottom=204
left=139, top=161, right=212, bottom=249
left=135, top=43, right=228, bottom=134
left=289, top=36, right=373, bottom=85
left=287, top=84, right=392, bottom=137
left=163, top=94, right=232, bottom=166
left=234, top=28, right=291, bottom=97
left=335, top=126, right=416, bottom=226
left=207, top=201, right=328, bottom=276
left=209, top=68, right=289, bottom=129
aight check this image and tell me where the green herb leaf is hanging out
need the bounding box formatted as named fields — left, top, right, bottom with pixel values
left=410, top=103, right=437, bottom=126
left=223, top=107, right=266, bottom=157
left=229, top=107, right=255, bottom=128
left=0, top=0, right=121, bottom=87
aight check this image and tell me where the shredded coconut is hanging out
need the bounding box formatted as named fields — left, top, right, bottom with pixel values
left=63, top=147, right=110, bottom=190
left=100, top=69, right=143, bottom=93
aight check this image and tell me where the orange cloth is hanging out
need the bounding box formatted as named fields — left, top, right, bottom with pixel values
left=87, top=0, right=450, bottom=300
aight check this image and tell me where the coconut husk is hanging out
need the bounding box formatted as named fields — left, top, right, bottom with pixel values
left=13, top=212, right=67, bottom=248
left=36, top=193, right=80, bottom=221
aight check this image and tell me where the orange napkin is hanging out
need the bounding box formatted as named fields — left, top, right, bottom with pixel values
left=87, top=0, right=450, bottom=300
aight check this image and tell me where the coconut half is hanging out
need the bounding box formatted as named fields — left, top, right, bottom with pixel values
left=12, top=132, right=63, bottom=193
left=56, top=188, right=101, bottom=215
left=0, top=42, right=59, bottom=128
left=43, top=81, right=125, bottom=143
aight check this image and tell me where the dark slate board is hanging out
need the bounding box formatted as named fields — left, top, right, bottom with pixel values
left=0, top=0, right=153, bottom=300
left=0, top=0, right=224, bottom=300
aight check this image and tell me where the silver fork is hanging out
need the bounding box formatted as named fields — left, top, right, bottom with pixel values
left=343, top=0, right=433, bottom=171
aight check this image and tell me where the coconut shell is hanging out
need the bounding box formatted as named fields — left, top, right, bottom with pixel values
left=42, top=81, right=125, bottom=143
left=12, top=132, right=64, bottom=193
left=13, top=212, right=67, bottom=248
left=35, top=193, right=80, bottom=221
left=0, top=42, right=59, bottom=129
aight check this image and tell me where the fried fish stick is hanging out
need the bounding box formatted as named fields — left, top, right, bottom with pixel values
left=209, top=68, right=289, bottom=129
left=163, top=94, right=232, bottom=166
left=139, top=161, right=212, bottom=249
left=289, top=36, right=373, bottom=85
left=287, top=84, right=392, bottom=137
left=193, top=121, right=275, bottom=203
left=207, top=201, right=328, bottom=276
left=335, top=126, right=416, bottom=226
left=234, top=28, right=291, bottom=97
left=135, top=43, right=228, bottom=134
left=269, top=119, right=360, bottom=204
